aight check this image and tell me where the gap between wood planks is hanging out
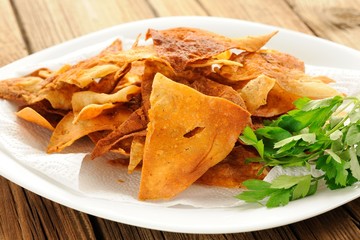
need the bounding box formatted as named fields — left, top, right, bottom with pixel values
left=8, top=0, right=32, bottom=53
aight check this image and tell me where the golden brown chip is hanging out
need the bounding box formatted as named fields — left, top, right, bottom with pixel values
left=277, top=74, right=342, bottom=99
left=73, top=103, right=115, bottom=123
left=37, top=82, right=80, bottom=110
left=141, top=60, right=176, bottom=116
left=28, top=39, right=125, bottom=109
left=189, top=77, right=247, bottom=109
left=0, top=76, right=44, bottom=104
left=72, top=85, right=140, bottom=111
left=253, top=82, right=300, bottom=117
left=138, top=73, right=251, bottom=200
left=25, top=100, right=68, bottom=122
left=251, top=76, right=341, bottom=117
left=128, top=136, right=145, bottom=173
left=232, top=32, right=278, bottom=52
left=57, top=64, right=122, bottom=88
left=16, top=107, right=55, bottom=131
left=100, top=39, right=123, bottom=56
left=109, top=130, right=147, bottom=157
left=188, top=58, right=243, bottom=68
left=47, top=108, right=132, bottom=153
left=88, top=131, right=111, bottom=144
left=196, top=145, right=266, bottom=188
left=239, top=75, right=276, bottom=113
left=100, top=45, right=164, bottom=66
left=0, top=40, right=122, bottom=110
left=91, top=107, right=148, bottom=159
left=26, top=68, right=53, bottom=79
left=41, top=39, right=123, bottom=90
left=71, top=85, right=141, bottom=122
left=112, top=61, right=144, bottom=92
left=146, top=27, right=276, bottom=72
left=216, top=49, right=305, bottom=82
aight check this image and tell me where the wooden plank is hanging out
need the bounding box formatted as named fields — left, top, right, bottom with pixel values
left=291, top=204, right=360, bottom=240
left=0, top=0, right=28, bottom=66
left=4, top=180, right=96, bottom=239
left=252, top=226, right=297, bottom=240
left=12, top=0, right=155, bottom=52
left=148, top=0, right=207, bottom=15
left=0, top=1, right=30, bottom=238
left=0, top=178, right=24, bottom=240
left=198, top=0, right=313, bottom=34
left=286, top=0, right=360, bottom=50
left=90, top=217, right=165, bottom=240
left=163, top=232, right=253, bottom=240
left=1, top=177, right=98, bottom=239
left=344, top=198, right=360, bottom=224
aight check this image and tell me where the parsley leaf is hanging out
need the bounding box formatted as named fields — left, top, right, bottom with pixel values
left=239, top=126, right=264, bottom=158
left=236, top=174, right=316, bottom=208
left=237, top=95, right=360, bottom=207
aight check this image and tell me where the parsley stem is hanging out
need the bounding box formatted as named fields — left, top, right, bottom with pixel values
left=325, top=97, right=358, bottom=136
left=311, top=175, right=324, bottom=182
left=333, top=97, right=353, bottom=116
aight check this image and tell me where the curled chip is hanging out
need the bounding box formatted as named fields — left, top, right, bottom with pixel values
left=16, top=107, right=55, bottom=131
left=0, top=76, right=44, bottom=104
left=128, top=136, right=146, bottom=173
left=240, top=74, right=276, bottom=113
left=71, top=85, right=140, bottom=122
left=47, top=108, right=132, bottom=153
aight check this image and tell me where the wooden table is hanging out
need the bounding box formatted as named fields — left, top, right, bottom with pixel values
left=1, top=0, right=359, bottom=239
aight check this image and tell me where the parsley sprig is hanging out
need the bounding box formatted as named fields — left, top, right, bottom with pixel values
left=237, top=95, right=360, bottom=208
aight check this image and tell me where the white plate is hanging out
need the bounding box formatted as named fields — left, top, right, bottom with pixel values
left=0, top=16, right=360, bottom=234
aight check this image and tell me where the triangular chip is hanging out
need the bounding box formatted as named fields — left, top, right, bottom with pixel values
left=146, top=27, right=276, bottom=72
left=138, top=73, right=251, bottom=200
left=16, top=107, right=55, bottom=131
left=216, top=49, right=305, bottom=82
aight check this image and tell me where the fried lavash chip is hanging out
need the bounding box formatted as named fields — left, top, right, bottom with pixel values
left=0, top=27, right=343, bottom=201
left=146, top=27, right=277, bottom=72
left=138, top=73, right=250, bottom=200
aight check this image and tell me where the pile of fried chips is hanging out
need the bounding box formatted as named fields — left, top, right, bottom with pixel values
left=0, top=27, right=341, bottom=200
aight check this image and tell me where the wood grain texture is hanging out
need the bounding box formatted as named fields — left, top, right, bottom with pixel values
left=90, top=216, right=166, bottom=240
left=291, top=203, right=360, bottom=240
left=286, top=0, right=360, bottom=50
left=9, top=181, right=96, bottom=239
left=12, top=0, right=155, bottom=52
left=1, top=177, right=98, bottom=240
left=198, top=0, right=313, bottom=34
left=0, top=0, right=27, bottom=66
left=345, top=198, right=360, bottom=221
left=148, top=0, right=207, bottom=16
left=0, top=178, right=24, bottom=240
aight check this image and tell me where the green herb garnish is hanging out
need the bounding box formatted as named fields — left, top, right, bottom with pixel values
left=237, top=95, right=360, bottom=207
